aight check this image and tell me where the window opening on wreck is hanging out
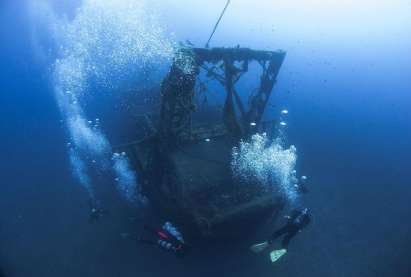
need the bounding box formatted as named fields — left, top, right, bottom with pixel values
left=192, top=60, right=264, bottom=128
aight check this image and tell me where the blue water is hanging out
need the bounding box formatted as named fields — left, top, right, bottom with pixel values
left=1, top=0, right=411, bottom=276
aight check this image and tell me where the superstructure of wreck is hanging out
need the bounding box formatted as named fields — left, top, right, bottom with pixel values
left=118, top=46, right=286, bottom=237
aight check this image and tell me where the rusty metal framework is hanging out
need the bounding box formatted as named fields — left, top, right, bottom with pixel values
left=159, top=47, right=286, bottom=145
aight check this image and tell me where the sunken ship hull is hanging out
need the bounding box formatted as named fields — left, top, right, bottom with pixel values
left=118, top=47, right=286, bottom=236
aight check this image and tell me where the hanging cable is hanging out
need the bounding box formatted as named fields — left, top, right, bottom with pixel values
left=205, top=0, right=231, bottom=48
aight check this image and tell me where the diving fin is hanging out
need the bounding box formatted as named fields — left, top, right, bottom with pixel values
left=270, top=249, right=287, bottom=263
left=250, top=241, right=269, bottom=253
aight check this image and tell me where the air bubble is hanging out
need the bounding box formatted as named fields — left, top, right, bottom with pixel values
left=231, top=133, right=298, bottom=202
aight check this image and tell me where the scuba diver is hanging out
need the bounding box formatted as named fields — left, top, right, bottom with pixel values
left=138, top=222, right=187, bottom=257
left=88, top=199, right=108, bottom=223
left=250, top=208, right=311, bottom=263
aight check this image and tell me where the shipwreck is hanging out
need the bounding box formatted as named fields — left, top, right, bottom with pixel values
left=117, top=46, right=287, bottom=237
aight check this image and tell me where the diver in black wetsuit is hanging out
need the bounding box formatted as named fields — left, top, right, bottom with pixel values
left=138, top=222, right=187, bottom=257
left=250, top=208, right=311, bottom=262
left=269, top=208, right=311, bottom=248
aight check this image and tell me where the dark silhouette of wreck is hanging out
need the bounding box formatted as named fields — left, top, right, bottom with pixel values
left=118, top=46, right=286, bottom=237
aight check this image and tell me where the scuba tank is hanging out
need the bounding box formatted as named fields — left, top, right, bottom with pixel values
left=163, top=222, right=185, bottom=243
left=158, top=239, right=173, bottom=250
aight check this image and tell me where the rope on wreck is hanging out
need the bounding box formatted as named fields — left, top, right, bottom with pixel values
left=205, top=0, right=231, bottom=48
